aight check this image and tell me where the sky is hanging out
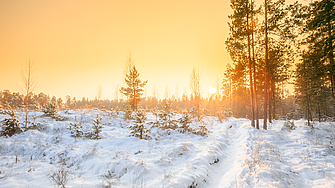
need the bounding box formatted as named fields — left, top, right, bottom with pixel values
left=0, top=0, right=298, bottom=100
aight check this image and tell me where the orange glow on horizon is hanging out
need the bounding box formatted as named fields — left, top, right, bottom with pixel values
left=0, top=0, right=233, bottom=100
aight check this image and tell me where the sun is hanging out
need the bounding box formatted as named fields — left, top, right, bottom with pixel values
left=209, top=87, right=216, bottom=95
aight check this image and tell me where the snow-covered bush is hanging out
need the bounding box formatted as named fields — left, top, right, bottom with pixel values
left=0, top=108, right=22, bottom=137
left=158, top=102, right=178, bottom=130
left=48, top=167, right=71, bottom=188
left=91, top=114, right=104, bottom=140
left=128, top=111, right=151, bottom=139
left=282, top=112, right=296, bottom=131
left=68, top=116, right=83, bottom=138
left=178, top=111, right=193, bottom=133
left=221, top=105, right=232, bottom=119
left=282, top=120, right=296, bottom=131
left=216, top=110, right=224, bottom=123
left=121, top=103, right=133, bottom=121
left=41, top=103, right=65, bottom=121
left=190, top=105, right=203, bottom=122
left=193, top=124, right=211, bottom=136
left=26, top=115, right=44, bottom=131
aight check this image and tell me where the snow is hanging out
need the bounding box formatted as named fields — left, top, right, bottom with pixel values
left=0, top=109, right=334, bottom=187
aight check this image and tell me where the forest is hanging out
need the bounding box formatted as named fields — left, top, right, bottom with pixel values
left=0, top=0, right=334, bottom=187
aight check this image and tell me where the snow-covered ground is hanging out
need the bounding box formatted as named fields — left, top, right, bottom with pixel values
left=0, top=109, right=334, bottom=187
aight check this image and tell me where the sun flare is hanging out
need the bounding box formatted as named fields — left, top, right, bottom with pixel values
left=209, top=87, right=216, bottom=95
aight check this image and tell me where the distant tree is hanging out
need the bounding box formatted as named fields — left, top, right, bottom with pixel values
left=189, top=66, right=202, bottom=121
left=21, top=59, right=38, bottom=129
left=51, top=96, right=57, bottom=105
left=57, top=97, right=63, bottom=109
left=120, top=65, right=147, bottom=111
left=96, top=84, right=102, bottom=108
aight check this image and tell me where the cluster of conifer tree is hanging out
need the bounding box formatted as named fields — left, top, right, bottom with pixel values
left=223, top=0, right=334, bottom=129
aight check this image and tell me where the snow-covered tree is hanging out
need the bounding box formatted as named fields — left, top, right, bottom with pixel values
left=1, top=108, right=22, bottom=137
left=158, top=101, right=178, bottom=130
left=91, top=114, right=104, bottom=140
left=128, top=111, right=151, bottom=139
left=41, top=103, right=64, bottom=121
left=69, top=116, right=83, bottom=138
left=178, top=111, right=193, bottom=133
left=42, top=103, right=57, bottom=117
left=193, top=124, right=210, bottom=137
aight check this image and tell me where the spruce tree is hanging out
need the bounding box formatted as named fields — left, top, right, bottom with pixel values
left=69, top=116, right=83, bottom=138
left=128, top=111, right=151, bottom=139
left=120, top=65, right=147, bottom=111
left=1, top=108, right=22, bottom=137
left=159, top=101, right=178, bottom=129
left=178, top=111, right=192, bottom=133
left=92, top=114, right=104, bottom=140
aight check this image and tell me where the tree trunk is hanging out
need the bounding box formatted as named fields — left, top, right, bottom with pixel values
left=25, top=93, right=29, bottom=129
left=263, top=0, right=269, bottom=130
left=268, top=84, right=272, bottom=124
left=328, top=20, right=334, bottom=95
left=247, top=5, right=255, bottom=127
left=272, top=81, right=276, bottom=120
left=251, top=9, right=259, bottom=129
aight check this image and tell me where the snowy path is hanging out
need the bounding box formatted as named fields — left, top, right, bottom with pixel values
left=207, top=120, right=250, bottom=188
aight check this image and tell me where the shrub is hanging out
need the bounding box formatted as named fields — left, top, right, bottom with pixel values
left=193, top=124, right=210, bottom=136
left=190, top=105, right=203, bottom=122
left=128, top=111, right=151, bottom=139
left=48, top=167, right=70, bottom=188
left=282, top=120, right=296, bottom=131
left=282, top=113, right=296, bottom=131
left=41, top=104, right=65, bottom=121
left=221, top=105, right=232, bottom=119
left=1, top=108, right=22, bottom=137
left=91, top=114, right=104, bottom=140
left=178, top=111, right=193, bottom=133
left=158, top=101, right=178, bottom=130
left=26, top=115, right=44, bottom=131
left=68, top=116, right=83, bottom=138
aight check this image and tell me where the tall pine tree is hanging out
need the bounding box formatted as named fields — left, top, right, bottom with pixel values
left=120, top=65, right=147, bottom=111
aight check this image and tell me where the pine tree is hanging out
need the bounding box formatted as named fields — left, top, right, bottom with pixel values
left=120, top=65, right=148, bottom=111
left=158, top=101, right=178, bottom=129
left=294, top=0, right=335, bottom=122
left=69, top=116, right=83, bottom=138
left=307, top=0, right=335, bottom=94
left=41, top=103, right=64, bottom=121
left=226, top=0, right=257, bottom=121
left=178, top=111, right=193, bottom=133
left=1, top=108, right=22, bottom=137
left=42, top=103, right=57, bottom=117
left=128, top=111, right=151, bottom=139
left=92, top=114, right=104, bottom=140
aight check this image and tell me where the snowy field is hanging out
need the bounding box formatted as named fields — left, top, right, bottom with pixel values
left=0, top=109, right=334, bottom=187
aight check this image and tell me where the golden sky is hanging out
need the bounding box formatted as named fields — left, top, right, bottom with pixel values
left=1, top=0, right=232, bottom=100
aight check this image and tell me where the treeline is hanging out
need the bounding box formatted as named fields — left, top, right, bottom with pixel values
left=224, top=0, right=334, bottom=128
left=0, top=89, right=223, bottom=116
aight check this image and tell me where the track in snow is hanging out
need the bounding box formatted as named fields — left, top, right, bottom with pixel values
left=206, top=120, right=250, bottom=188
